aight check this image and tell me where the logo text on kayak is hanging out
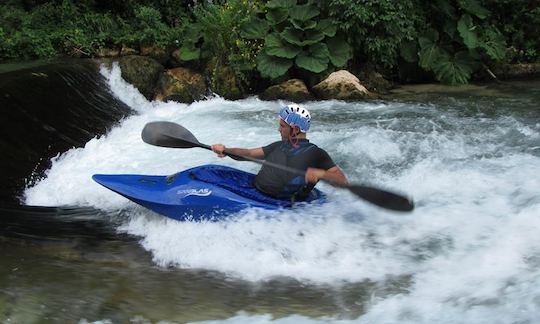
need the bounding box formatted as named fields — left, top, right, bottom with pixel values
left=177, top=188, right=212, bottom=197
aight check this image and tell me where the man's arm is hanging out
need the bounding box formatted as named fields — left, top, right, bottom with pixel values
left=211, top=144, right=265, bottom=159
left=305, top=166, right=348, bottom=186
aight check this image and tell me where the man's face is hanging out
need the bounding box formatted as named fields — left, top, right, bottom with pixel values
left=278, top=119, right=290, bottom=140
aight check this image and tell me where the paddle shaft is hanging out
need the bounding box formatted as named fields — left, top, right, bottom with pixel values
left=200, top=143, right=408, bottom=209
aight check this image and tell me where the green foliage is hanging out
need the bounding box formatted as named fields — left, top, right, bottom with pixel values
left=256, top=51, right=293, bottom=79
left=407, top=0, right=508, bottom=84
left=325, top=0, right=531, bottom=85
left=242, top=0, right=352, bottom=79
left=1, top=0, right=538, bottom=87
left=432, top=51, right=476, bottom=85
left=0, top=0, right=185, bottom=61
left=326, top=0, right=421, bottom=69
left=0, top=28, right=16, bottom=59
left=132, top=6, right=172, bottom=46
left=457, top=14, right=479, bottom=49
left=485, top=0, right=539, bottom=63
left=178, top=0, right=264, bottom=92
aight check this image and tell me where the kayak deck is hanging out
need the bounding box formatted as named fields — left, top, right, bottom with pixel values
left=93, top=164, right=324, bottom=221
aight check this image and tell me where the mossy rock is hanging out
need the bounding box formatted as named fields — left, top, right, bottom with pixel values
left=140, top=45, right=170, bottom=65
left=260, top=79, right=314, bottom=102
left=156, top=67, right=207, bottom=103
left=207, top=64, right=243, bottom=100
left=118, top=55, right=164, bottom=100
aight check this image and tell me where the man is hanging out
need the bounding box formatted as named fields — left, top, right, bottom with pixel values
left=211, top=104, right=348, bottom=200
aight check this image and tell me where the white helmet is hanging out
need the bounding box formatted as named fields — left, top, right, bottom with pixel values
left=278, top=104, right=311, bottom=132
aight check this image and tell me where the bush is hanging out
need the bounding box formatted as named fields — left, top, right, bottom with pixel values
left=486, top=0, right=540, bottom=63
left=0, top=0, right=185, bottom=60
left=132, top=6, right=172, bottom=46
left=1, top=0, right=538, bottom=86
left=325, top=0, right=421, bottom=69
left=236, top=0, right=353, bottom=84
left=179, top=0, right=264, bottom=91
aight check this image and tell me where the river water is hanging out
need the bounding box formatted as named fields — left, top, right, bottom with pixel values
left=1, top=61, right=539, bottom=323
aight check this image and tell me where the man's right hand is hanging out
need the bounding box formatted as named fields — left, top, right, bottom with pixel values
left=211, top=144, right=226, bottom=158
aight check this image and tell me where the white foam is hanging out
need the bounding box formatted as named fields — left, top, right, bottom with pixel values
left=25, top=65, right=540, bottom=322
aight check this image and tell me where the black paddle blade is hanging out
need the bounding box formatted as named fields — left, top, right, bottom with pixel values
left=142, top=121, right=203, bottom=149
left=347, top=184, right=414, bottom=212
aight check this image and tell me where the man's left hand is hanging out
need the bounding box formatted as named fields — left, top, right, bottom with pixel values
left=305, top=168, right=326, bottom=184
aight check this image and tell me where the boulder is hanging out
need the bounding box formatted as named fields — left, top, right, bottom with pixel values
left=260, top=79, right=314, bottom=102
left=156, top=67, right=207, bottom=103
left=491, top=63, right=540, bottom=80
left=358, top=70, right=393, bottom=94
left=312, top=70, right=375, bottom=100
left=208, top=65, right=243, bottom=100
left=118, top=55, right=164, bottom=100
left=120, top=47, right=139, bottom=56
left=95, top=48, right=120, bottom=58
left=140, top=45, right=169, bottom=65
left=170, top=49, right=183, bottom=66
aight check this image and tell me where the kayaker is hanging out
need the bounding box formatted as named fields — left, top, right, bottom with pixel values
left=211, top=104, right=348, bottom=201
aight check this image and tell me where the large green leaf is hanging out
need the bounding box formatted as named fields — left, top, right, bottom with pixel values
left=327, top=36, right=352, bottom=67
left=419, top=38, right=447, bottom=71
left=289, top=4, right=319, bottom=21
left=423, top=28, right=439, bottom=43
left=179, top=44, right=200, bottom=61
left=291, top=19, right=317, bottom=30
left=240, top=18, right=269, bottom=39
left=457, top=14, right=478, bottom=49
left=281, top=27, right=324, bottom=46
left=266, top=8, right=289, bottom=25
left=316, top=19, right=337, bottom=37
left=257, top=50, right=293, bottom=79
left=480, top=27, right=506, bottom=61
left=184, top=25, right=202, bottom=43
left=443, top=20, right=457, bottom=39
left=432, top=51, right=474, bottom=85
left=265, top=33, right=301, bottom=58
left=458, top=0, right=490, bottom=19
left=295, top=43, right=330, bottom=73
left=267, top=0, right=296, bottom=9
left=434, top=0, right=457, bottom=18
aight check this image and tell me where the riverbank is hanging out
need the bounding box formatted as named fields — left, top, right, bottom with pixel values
left=93, top=54, right=540, bottom=105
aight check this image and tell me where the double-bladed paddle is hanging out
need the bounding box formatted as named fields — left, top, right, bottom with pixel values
left=141, top=121, right=414, bottom=212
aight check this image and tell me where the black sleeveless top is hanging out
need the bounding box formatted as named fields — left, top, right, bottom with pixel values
left=254, top=139, right=335, bottom=199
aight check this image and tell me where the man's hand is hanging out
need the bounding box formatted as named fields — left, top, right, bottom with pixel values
left=211, top=144, right=226, bottom=158
left=305, top=167, right=327, bottom=184
left=306, top=166, right=348, bottom=185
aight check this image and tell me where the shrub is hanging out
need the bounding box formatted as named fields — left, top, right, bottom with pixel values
left=325, top=0, right=420, bottom=69
left=179, top=0, right=264, bottom=91
left=240, top=0, right=352, bottom=80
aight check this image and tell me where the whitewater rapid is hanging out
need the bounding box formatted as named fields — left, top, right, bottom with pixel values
left=26, top=63, right=540, bottom=323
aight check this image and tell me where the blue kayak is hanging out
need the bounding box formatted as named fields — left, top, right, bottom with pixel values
left=92, top=164, right=325, bottom=221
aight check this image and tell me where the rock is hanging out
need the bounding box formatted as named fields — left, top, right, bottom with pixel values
left=156, top=67, right=207, bottom=103
left=208, top=65, right=243, bottom=100
left=312, top=70, right=375, bottom=100
left=260, top=79, right=314, bottom=102
left=170, top=49, right=183, bottom=66
left=491, top=63, right=540, bottom=80
left=120, top=47, right=139, bottom=56
left=95, top=48, right=120, bottom=58
left=118, top=55, right=164, bottom=100
left=140, top=45, right=169, bottom=65
left=358, top=70, right=393, bottom=94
